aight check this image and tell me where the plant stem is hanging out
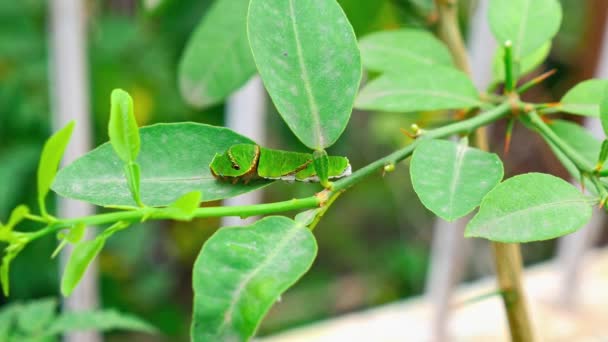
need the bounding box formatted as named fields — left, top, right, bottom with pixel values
left=436, top=0, right=534, bottom=340
left=436, top=0, right=471, bottom=74
left=491, top=243, right=534, bottom=342
left=526, top=111, right=594, bottom=172
left=331, top=102, right=511, bottom=193
left=22, top=102, right=513, bottom=242
left=503, top=41, right=516, bottom=93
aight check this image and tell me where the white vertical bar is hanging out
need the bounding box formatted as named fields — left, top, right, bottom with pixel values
left=48, top=0, right=99, bottom=341
left=221, top=77, right=266, bottom=227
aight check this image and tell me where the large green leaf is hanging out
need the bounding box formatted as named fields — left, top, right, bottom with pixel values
left=248, top=0, right=361, bottom=149
left=355, top=66, right=481, bottom=112
left=492, top=42, right=551, bottom=84
left=47, top=309, right=156, bottom=335
left=179, top=0, right=256, bottom=109
left=16, top=298, right=57, bottom=334
left=191, top=216, right=317, bottom=341
left=488, top=0, right=562, bottom=60
left=410, top=139, right=504, bottom=221
left=560, top=79, right=608, bottom=117
left=52, top=123, right=271, bottom=207
left=359, top=29, right=453, bottom=73
left=466, top=173, right=592, bottom=242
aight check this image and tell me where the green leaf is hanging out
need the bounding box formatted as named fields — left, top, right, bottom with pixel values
left=6, top=205, right=29, bottom=231
left=492, top=42, right=551, bottom=84
left=16, top=298, right=57, bottom=334
left=191, top=216, right=317, bottom=341
left=466, top=173, right=592, bottom=242
left=248, top=0, right=361, bottom=149
left=1, top=240, right=26, bottom=296
left=549, top=119, right=603, bottom=168
left=165, top=191, right=202, bottom=221
left=52, top=123, right=271, bottom=207
left=359, top=29, right=453, bottom=73
left=37, top=121, right=75, bottom=216
left=410, top=139, right=504, bottom=221
left=601, top=84, right=608, bottom=135
left=312, top=150, right=330, bottom=187
left=179, top=0, right=256, bottom=108
left=47, top=309, right=156, bottom=335
left=61, top=237, right=106, bottom=296
left=488, top=0, right=562, bottom=60
left=66, top=223, right=86, bottom=244
left=0, top=303, right=18, bottom=339
left=355, top=66, right=481, bottom=113
left=560, top=79, right=608, bottom=117
left=109, top=89, right=140, bottom=163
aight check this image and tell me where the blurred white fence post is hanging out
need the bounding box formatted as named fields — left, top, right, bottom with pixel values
left=424, top=1, right=494, bottom=340
left=555, top=16, right=608, bottom=306
left=48, top=1, right=99, bottom=342
left=221, top=77, right=266, bottom=227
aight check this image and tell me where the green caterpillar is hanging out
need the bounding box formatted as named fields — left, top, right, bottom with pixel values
left=210, top=144, right=351, bottom=184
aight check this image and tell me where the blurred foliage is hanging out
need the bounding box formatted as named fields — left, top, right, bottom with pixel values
left=0, top=0, right=600, bottom=340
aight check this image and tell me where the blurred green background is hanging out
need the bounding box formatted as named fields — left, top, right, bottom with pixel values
left=0, top=0, right=604, bottom=340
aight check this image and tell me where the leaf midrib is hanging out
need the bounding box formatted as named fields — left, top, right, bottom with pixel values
left=289, top=0, right=323, bottom=147
left=217, top=224, right=301, bottom=335
left=471, top=198, right=588, bottom=233
left=447, top=143, right=468, bottom=218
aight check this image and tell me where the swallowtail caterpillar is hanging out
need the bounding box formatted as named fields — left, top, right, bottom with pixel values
left=210, top=144, right=351, bottom=184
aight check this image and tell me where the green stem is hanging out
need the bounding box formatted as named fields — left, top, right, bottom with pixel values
left=23, top=102, right=513, bottom=242
left=331, top=102, right=512, bottom=193
left=503, top=40, right=516, bottom=93
left=526, top=111, right=594, bottom=172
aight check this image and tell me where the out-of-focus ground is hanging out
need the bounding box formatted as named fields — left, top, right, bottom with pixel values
left=263, top=248, right=608, bottom=341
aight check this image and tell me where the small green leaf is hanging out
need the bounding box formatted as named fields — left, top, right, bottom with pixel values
left=52, top=223, right=87, bottom=259
left=109, top=89, right=140, bottom=163
left=37, top=121, right=75, bottom=216
left=179, top=0, right=256, bottom=108
left=16, top=298, right=57, bottom=334
left=488, top=0, right=562, bottom=60
left=1, top=240, right=27, bottom=296
left=466, top=173, right=592, bottom=242
left=600, top=84, right=608, bottom=135
left=312, top=150, right=330, bottom=188
left=359, top=29, right=454, bottom=73
left=61, top=237, right=106, bottom=297
left=410, top=139, right=504, bottom=221
left=52, top=123, right=271, bottom=207
left=6, top=205, right=29, bottom=231
left=124, top=162, right=143, bottom=206
left=355, top=66, right=481, bottom=113
left=66, top=223, right=87, bottom=244
left=598, top=140, right=608, bottom=171
left=560, top=79, right=608, bottom=117
left=549, top=120, right=603, bottom=168
left=62, top=222, right=129, bottom=296
left=248, top=0, right=362, bottom=149
left=47, top=309, right=157, bottom=335
left=492, top=42, right=551, bottom=84
left=166, top=191, right=202, bottom=221
left=191, top=216, right=317, bottom=341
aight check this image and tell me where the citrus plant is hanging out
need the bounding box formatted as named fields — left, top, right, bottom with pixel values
left=1, top=0, right=604, bottom=340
